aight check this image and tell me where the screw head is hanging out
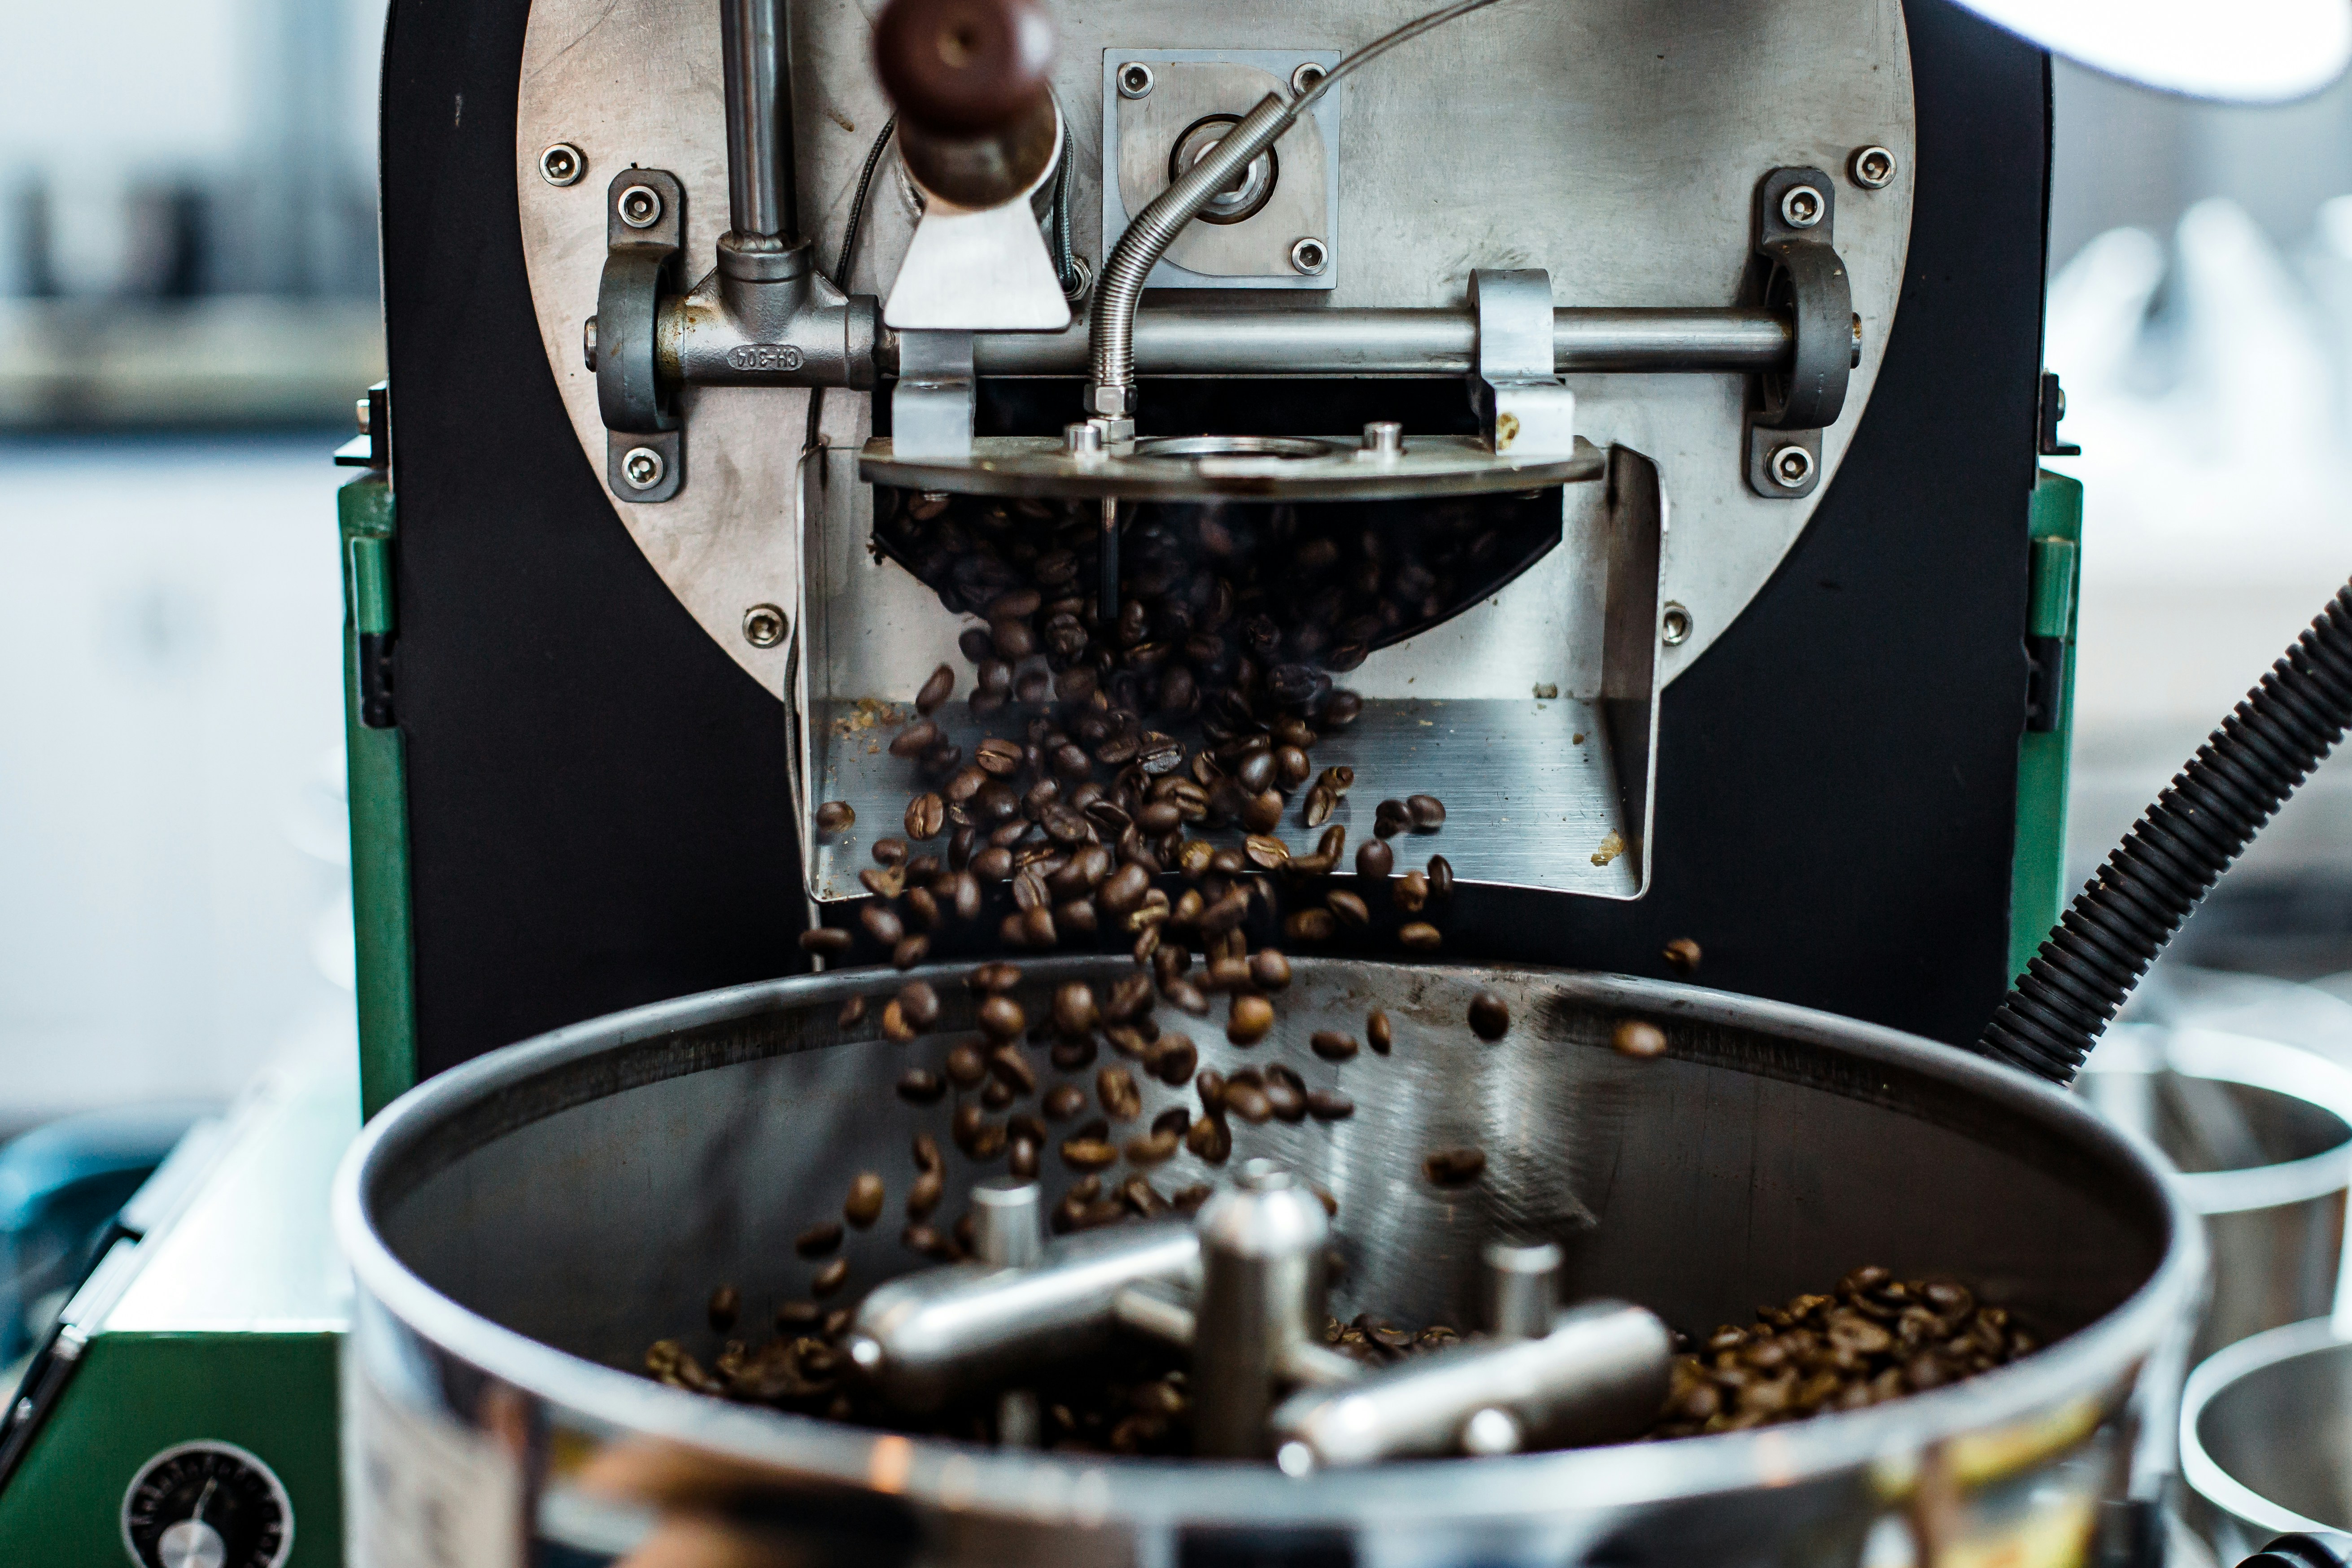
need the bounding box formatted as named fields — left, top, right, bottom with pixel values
left=539, top=142, right=585, bottom=187
left=1849, top=145, right=1896, bottom=191
left=1116, top=61, right=1154, bottom=99
left=1660, top=602, right=1693, bottom=646
left=617, top=183, right=663, bottom=229
left=1290, top=61, right=1327, bottom=97
left=1289, top=236, right=1328, bottom=276
left=1778, top=184, right=1824, bottom=230
left=620, top=446, right=667, bottom=490
left=1767, top=444, right=1815, bottom=489
left=742, top=603, right=788, bottom=648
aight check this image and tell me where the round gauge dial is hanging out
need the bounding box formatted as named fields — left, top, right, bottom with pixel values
left=120, top=1441, right=293, bottom=1568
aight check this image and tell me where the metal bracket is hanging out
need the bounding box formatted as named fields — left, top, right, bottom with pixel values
left=594, top=167, right=685, bottom=500
left=892, top=331, right=977, bottom=460
left=1744, top=167, right=1852, bottom=498
left=607, top=428, right=683, bottom=503
left=1470, top=269, right=1577, bottom=459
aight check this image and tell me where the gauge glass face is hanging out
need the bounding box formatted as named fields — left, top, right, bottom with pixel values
left=120, top=1441, right=293, bottom=1568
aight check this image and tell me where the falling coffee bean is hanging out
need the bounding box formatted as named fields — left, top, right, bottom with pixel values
left=1357, top=840, right=1394, bottom=880
left=892, top=935, right=930, bottom=970
left=1406, top=795, right=1447, bottom=832
left=905, top=793, right=946, bottom=840
left=1423, top=1148, right=1486, bottom=1187
left=1186, top=1115, right=1232, bottom=1162
left=863, top=904, right=905, bottom=946
left=708, top=1285, right=740, bottom=1331
left=816, top=800, right=856, bottom=833
left=1427, top=855, right=1455, bottom=899
left=1053, top=982, right=1100, bottom=1037
left=1044, top=1083, right=1087, bottom=1120
left=838, top=995, right=868, bottom=1027
left=812, top=1257, right=851, bottom=1296
left=897, top=1069, right=946, bottom=1104
left=1250, top=949, right=1292, bottom=991
left=1098, top=1066, right=1143, bottom=1120
left=845, top=1172, right=885, bottom=1227
left=1367, top=1009, right=1392, bottom=1055
left=796, top=1221, right=843, bottom=1258
left=945, top=1043, right=986, bottom=1088
left=1310, top=1030, right=1360, bottom=1062
left=977, top=996, right=1025, bottom=1040
left=903, top=1223, right=956, bottom=1261
left=1397, top=922, right=1442, bottom=951
left=1228, top=995, right=1274, bottom=1045
left=890, top=721, right=940, bottom=759
left=898, top=981, right=941, bottom=1029
left=1225, top=1084, right=1272, bottom=1124
left=1327, top=891, right=1370, bottom=930
left=1394, top=871, right=1429, bottom=913
left=907, top=1166, right=944, bottom=1218
left=1613, top=1018, right=1669, bottom=1059
left=881, top=1000, right=915, bottom=1043
left=916, top=664, right=955, bottom=715
left=1061, top=1137, right=1119, bottom=1171
left=801, top=927, right=853, bottom=956
left=1467, top=991, right=1510, bottom=1041
left=967, top=962, right=1022, bottom=993
left=1662, top=937, right=1702, bottom=975
left=1373, top=799, right=1409, bottom=838
left=1307, top=1090, right=1355, bottom=1121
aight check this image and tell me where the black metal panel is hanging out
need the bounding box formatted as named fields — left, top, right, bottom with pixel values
left=377, top=0, right=2042, bottom=1075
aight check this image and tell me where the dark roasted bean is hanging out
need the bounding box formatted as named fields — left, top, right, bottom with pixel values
left=1427, top=854, right=1455, bottom=899
left=1250, top=948, right=1292, bottom=991
left=903, top=887, right=940, bottom=930
left=1307, top=1089, right=1354, bottom=1121
left=898, top=1069, right=946, bottom=1104
left=1149, top=1032, right=1198, bottom=1085
left=973, top=845, right=1013, bottom=881
left=816, top=800, right=856, bottom=833
left=916, top=663, right=956, bottom=714
left=1050, top=1037, right=1097, bottom=1070
left=1103, top=970, right=1154, bottom=1022
left=1098, top=1065, right=1143, bottom=1119
left=1663, top=937, right=1702, bottom=975
left=797, top=1221, right=844, bottom=1258
left=1367, top=1009, right=1393, bottom=1054
left=1327, top=890, right=1369, bottom=930
left=947, top=764, right=988, bottom=804
left=945, top=1042, right=986, bottom=1088
left=905, top=793, right=946, bottom=840
left=1356, top=839, right=1393, bottom=880
left=1407, top=794, right=1447, bottom=831
left=1284, top=908, right=1335, bottom=943
left=1397, top=922, right=1442, bottom=952
left=1423, top=1147, right=1486, bottom=1186
left=975, top=737, right=1024, bottom=776
left=1242, top=790, right=1286, bottom=833
left=1225, top=1084, right=1272, bottom=1123
left=1044, top=1083, right=1087, bottom=1120
left=1274, top=746, right=1312, bottom=787
left=1021, top=904, right=1057, bottom=948
left=1061, top=1137, right=1118, bottom=1171
left=838, top=995, right=868, bottom=1028
left=1053, top=982, right=1100, bottom=1037
left=873, top=838, right=909, bottom=866
left=903, top=1223, right=957, bottom=1261
left=1325, top=691, right=1363, bottom=726
left=1227, top=994, right=1273, bottom=1045
left=1185, top=1114, right=1232, bottom=1162
left=1310, top=1030, right=1360, bottom=1062
left=1467, top=991, right=1510, bottom=1041
left=1613, top=1018, right=1668, bottom=1059
left=1009, top=1136, right=1040, bottom=1179
left=1262, top=1079, right=1306, bottom=1123
left=892, top=935, right=930, bottom=970
left=1166, top=979, right=1209, bottom=1016
left=967, top=961, right=1021, bottom=992
left=708, top=1285, right=740, bottom=1331
left=802, top=926, right=853, bottom=957
left=812, top=1257, right=851, bottom=1296
left=1393, top=870, right=1429, bottom=913
left=890, top=721, right=941, bottom=759
left=988, top=1044, right=1038, bottom=1096
left=1152, top=1105, right=1192, bottom=1138
left=912, top=1131, right=943, bottom=1172
left=977, top=995, right=1025, bottom=1040
left=1195, top=1069, right=1228, bottom=1116
left=898, top=981, right=941, bottom=1028
left=1373, top=799, right=1409, bottom=838
left=860, top=866, right=906, bottom=899
left=862, top=904, right=905, bottom=945
left=845, top=1171, right=886, bottom=1227
left=959, top=627, right=995, bottom=662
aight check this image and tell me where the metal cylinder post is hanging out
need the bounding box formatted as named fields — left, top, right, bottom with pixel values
left=1191, top=1160, right=1331, bottom=1459
left=719, top=0, right=798, bottom=240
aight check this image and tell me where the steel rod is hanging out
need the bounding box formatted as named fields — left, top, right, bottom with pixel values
left=719, top=0, right=798, bottom=240
left=969, top=306, right=1790, bottom=377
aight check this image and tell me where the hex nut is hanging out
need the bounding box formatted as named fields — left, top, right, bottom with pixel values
left=539, top=142, right=585, bottom=187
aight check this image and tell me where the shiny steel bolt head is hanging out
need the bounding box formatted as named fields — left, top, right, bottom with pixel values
left=620, top=445, right=667, bottom=491
left=1767, top=443, right=1815, bottom=489
left=1660, top=602, right=1693, bottom=647
left=742, top=603, right=787, bottom=648
left=1361, top=420, right=1403, bottom=457
left=1778, top=184, right=1824, bottom=229
left=1116, top=61, right=1154, bottom=99
left=617, top=183, right=663, bottom=229
left=581, top=315, right=599, bottom=371
left=1289, top=236, right=1328, bottom=275
left=1065, top=420, right=1106, bottom=458
left=539, top=142, right=585, bottom=186
left=1290, top=61, right=1327, bottom=97
left=1849, top=145, right=1896, bottom=190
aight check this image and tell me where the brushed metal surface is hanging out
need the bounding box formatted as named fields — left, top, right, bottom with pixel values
left=857, top=432, right=1602, bottom=500
left=515, top=0, right=1915, bottom=691
left=337, top=958, right=2198, bottom=1564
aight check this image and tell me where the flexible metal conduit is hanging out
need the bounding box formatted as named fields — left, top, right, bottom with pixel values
left=1980, top=582, right=2352, bottom=1085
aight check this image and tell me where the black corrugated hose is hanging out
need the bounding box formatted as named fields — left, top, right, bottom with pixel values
left=1978, top=581, right=2352, bottom=1085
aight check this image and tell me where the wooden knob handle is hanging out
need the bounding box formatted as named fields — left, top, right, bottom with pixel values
left=873, top=0, right=1056, bottom=137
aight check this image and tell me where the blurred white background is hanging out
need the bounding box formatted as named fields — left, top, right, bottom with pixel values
left=6, top=38, right=2352, bottom=1122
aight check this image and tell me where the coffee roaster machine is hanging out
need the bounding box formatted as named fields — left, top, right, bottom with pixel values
left=13, top=0, right=2352, bottom=1564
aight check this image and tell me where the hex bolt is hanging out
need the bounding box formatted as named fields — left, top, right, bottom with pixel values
left=1116, top=61, right=1154, bottom=99
left=1290, top=61, right=1327, bottom=96
left=539, top=142, right=585, bottom=187
left=582, top=315, right=599, bottom=371
left=1778, top=184, right=1824, bottom=229
left=1767, top=443, right=1816, bottom=489
left=1848, top=145, right=1896, bottom=190
left=617, top=183, right=663, bottom=229
left=619, top=446, right=667, bottom=491
left=1660, top=602, right=1693, bottom=647
left=1290, top=237, right=1328, bottom=276
left=741, top=603, right=788, bottom=648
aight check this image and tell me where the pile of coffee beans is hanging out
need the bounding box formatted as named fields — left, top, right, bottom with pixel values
left=1647, top=1267, right=2039, bottom=1438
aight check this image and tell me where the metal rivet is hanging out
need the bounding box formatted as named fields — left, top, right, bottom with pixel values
left=1361, top=420, right=1402, bottom=457
left=1660, top=603, right=1693, bottom=646
left=620, top=446, right=667, bottom=490
left=1778, top=184, right=1824, bottom=229
left=1767, top=444, right=1815, bottom=489
left=1289, top=236, right=1328, bottom=275
left=1117, top=61, right=1154, bottom=99
left=617, top=183, right=663, bottom=229
left=742, top=603, right=788, bottom=648
left=539, top=143, right=585, bottom=187
left=1290, top=61, right=1327, bottom=97
left=582, top=315, right=599, bottom=371
left=1849, top=145, right=1896, bottom=190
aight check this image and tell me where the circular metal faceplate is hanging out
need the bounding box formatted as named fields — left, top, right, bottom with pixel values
left=860, top=432, right=1602, bottom=500
left=121, top=1441, right=293, bottom=1568
left=515, top=0, right=1915, bottom=694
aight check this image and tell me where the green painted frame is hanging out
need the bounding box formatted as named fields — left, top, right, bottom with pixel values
left=340, top=475, right=419, bottom=1119
left=2007, top=470, right=2083, bottom=983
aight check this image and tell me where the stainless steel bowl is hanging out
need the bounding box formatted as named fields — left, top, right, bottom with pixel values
left=334, top=959, right=2202, bottom=1567
left=2182, top=1318, right=2352, bottom=1563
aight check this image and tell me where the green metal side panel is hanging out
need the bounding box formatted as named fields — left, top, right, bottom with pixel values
left=0, top=1333, right=343, bottom=1566
left=340, top=475, right=418, bottom=1119
left=2007, top=471, right=2084, bottom=983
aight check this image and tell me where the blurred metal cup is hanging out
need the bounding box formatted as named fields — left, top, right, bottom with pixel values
left=2181, top=1318, right=2352, bottom=1562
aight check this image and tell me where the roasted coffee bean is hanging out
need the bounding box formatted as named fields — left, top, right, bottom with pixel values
left=1165, top=980, right=1209, bottom=1016
left=1251, top=948, right=1292, bottom=991
left=801, top=926, right=853, bottom=956
left=1393, top=870, right=1429, bottom=913
left=816, top=800, right=857, bottom=833
left=1261, top=1078, right=1306, bottom=1123
left=1098, top=1066, right=1143, bottom=1120
left=1051, top=1037, right=1098, bottom=1070
left=776, top=1298, right=822, bottom=1330
left=1327, top=890, right=1369, bottom=930
left=991, top=619, right=1036, bottom=661
left=1662, top=937, right=1702, bottom=975
left=1265, top=1063, right=1303, bottom=1093
left=1225, top=1083, right=1272, bottom=1123
left=1467, top=991, right=1510, bottom=1041
left=1149, top=1033, right=1198, bottom=1085
left=862, top=904, right=905, bottom=946
left=912, top=1132, right=944, bottom=1173
left=1423, top=1147, right=1486, bottom=1186
left=1209, top=846, right=1249, bottom=877
left=1236, top=750, right=1277, bottom=794
left=873, top=838, right=909, bottom=866
left=1613, top=1018, right=1668, bottom=1059
left=1242, top=790, right=1286, bottom=833
left=1301, top=786, right=1335, bottom=828
left=1021, top=904, right=1058, bottom=948
left=796, top=1221, right=844, bottom=1258
left=947, top=765, right=988, bottom=804
left=1367, top=1009, right=1392, bottom=1054
left=1204, top=956, right=1251, bottom=993
left=860, top=866, right=907, bottom=899
left=1053, top=982, right=1100, bottom=1037
left=1043, top=1083, right=1088, bottom=1120
left=1350, top=839, right=1395, bottom=882
left=1125, top=1129, right=1180, bottom=1166
left=890, top=721, right=941, bottom=759
left=898, top=1069, right=946, bottom=1104
left=988, top=1044, right=1038, bottom=1096
left=944, top=1042, right=987, bottom=1088
left=1406, top=794, right=1447, bottom=831
left=1307, top=1089, right=1355, bottom=1121
left=976, top=737, right=1024, bottom=776
left=1185, top=1114, right=1232, bottom=1162
left=1061, top=1137, right=1119, bottom=1171
left=903, top=887, right=941, bottom=930
left=1284, top=908, right=1335, bottom=943
left=971, top=845, right=1014, bottom=882
left=1227, top=994, right=1274, bottom=1045
left=880, top=1000, right=915, bottom=1043
left=1195, top=1069, right=1228, bottom=1116
left=981, top=1079, right=1015, bottom=1110
left=845, top=1172, right=886, bottom=1227
left=838, top=995, right=868, bottom=1027
left=905, top=793, right=946, bottom=840
left=1274, top=746, right=1312, bottom=788
left=1397, top=922, right=1442, bottom=952
left=812, top=1257, right=852, bottom=1296
left=903, top=1223, right=957, bottom=1261
left=1427, top=854, right=1455, bottom=899
left=1244, top=834, right=1290, bottom=869
left=916, top=663, right=956, bottom=715
left=1008, top=1136, right=1040, bottom=1179
left=1310, top=1030, right=1360, bottom=1062
left=959, top=627, right=995, bottom=662
left=977, top=995, right=1025, bottom=1040
left=708, top=1285, right=741, bottom=1331
left=897, top=981, right=941, bottom=1029
left=1152, top=1105, right=1192, bottom=1138
left=1008, top=1111, right=1048, bottom=1147
left=892, top=935, right=930, bottom=970
left=1103, top=970, right=1154, bottom=1022
left=967, top=961, right=1021, bottom=993
left=1325, top=691, right=1363, bottom=727
left=1200, top=891, right=1250, bottom=935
